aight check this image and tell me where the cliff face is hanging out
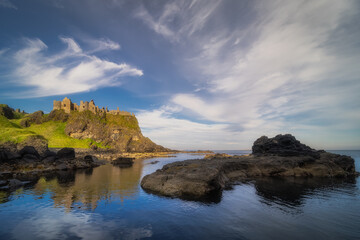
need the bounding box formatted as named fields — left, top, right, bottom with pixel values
left=63, top=110, right=167, bottom=152
left=0, top=104, right=168, bottom=153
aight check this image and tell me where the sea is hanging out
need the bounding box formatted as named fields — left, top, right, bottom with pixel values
left=0, top=150, right=359, bottom=240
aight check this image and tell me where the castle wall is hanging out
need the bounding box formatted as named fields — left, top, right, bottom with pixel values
left=52, top=97, right=133, bottom=116
left=53, top=100, right=61, bottom=110
left=73, top=103, right=79, bottom=111
left=89, top=100, right=96, bottom=114
left=62, top=97, right=72, bottom=113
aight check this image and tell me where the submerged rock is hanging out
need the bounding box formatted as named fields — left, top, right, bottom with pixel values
left=141, top=134, right=357, bottom=200
left=111, top=157, right=134, bottom=168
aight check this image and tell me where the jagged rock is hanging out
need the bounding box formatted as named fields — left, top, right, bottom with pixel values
left=111, top=157, right=134, bottom=168
left=57, top=148, right=75, bottom=160
left=141, top=134, right=357, bottom=200
left=252, top=134, right=320, bottom=158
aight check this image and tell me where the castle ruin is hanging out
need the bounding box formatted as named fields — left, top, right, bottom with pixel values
left=53, top=97, right=134, bottom=116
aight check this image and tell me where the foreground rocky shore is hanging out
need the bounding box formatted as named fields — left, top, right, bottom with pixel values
left=141, top=134, right=358, bottom=200
left=0, top=145, right=104, bottom=190
left=0, top=140, right=176, bottom=190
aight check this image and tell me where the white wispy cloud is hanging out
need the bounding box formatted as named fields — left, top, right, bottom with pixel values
left=134, top=4, right=177, bottom=40
left=4, top=37, right=142, bottom=98
left=134, top=0, right=220, bottom=42
left=135, top=0, right=360, bottom=149
left=0, top=0, right=17, bottom=9
left=86, top=38, right=121, bottom=53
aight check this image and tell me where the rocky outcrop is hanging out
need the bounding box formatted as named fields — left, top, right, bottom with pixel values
left=0, top=104, right=16, bottom=119
left=141, top=134, right=357, bottom=200
left=20, top=111, right=44, bottom=127
left=252, top=134, right=320, bottom=158
left=64, top=110, right=168, bottom=152
left=0, top=146, right=104, bottom=189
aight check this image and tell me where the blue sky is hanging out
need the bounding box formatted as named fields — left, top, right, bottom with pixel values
left=0, top=0, right=360, bottom=150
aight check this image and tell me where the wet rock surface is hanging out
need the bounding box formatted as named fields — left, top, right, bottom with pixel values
left=141, top=134, right=357, bottom=200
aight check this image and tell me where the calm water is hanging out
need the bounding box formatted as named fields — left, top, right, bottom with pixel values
left=0, top=151, right=359, bottom=240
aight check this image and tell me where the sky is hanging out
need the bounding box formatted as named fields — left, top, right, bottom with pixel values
left=0, top=0, right=360, bottom=150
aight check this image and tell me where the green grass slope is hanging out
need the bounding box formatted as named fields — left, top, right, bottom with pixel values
left=0, top=105, right=161, bottom=151
left=0, top=115, right=42, bottom=143
left=0, top=111, right=105, bottom=149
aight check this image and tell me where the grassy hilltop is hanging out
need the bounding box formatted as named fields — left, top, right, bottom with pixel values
left=0, top=104, right=165, bottom=152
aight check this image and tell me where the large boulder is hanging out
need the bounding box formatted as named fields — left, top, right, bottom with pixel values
left=57, top=148, right=75, bottom=160
left=19, top=146, right=40, bottom=159
left=252, top=134, right=320, bottom=158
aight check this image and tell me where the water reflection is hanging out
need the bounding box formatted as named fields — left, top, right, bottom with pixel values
left=31, top=161, right=143, bottom=210
left=0, top=153, right=359, bottom=240
left=253, top=177, right=358, bottom=211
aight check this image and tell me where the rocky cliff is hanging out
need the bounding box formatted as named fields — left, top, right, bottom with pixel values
left=63, top=110, right=167, bottom=152
left=0, top=104, right=168, bottom=153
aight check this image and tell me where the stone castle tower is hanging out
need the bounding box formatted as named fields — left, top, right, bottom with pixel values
left=53, top=97, right=134, bottom=116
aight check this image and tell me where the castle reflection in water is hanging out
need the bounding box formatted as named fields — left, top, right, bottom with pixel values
left=31, top=162, right=143, bottom=211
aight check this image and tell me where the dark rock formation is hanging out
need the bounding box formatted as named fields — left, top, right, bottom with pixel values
left=0, top=146, right=104, bottom=190
left=111, top=157, right=134, bottom=168
left=19, top=146, right=40, bottom=159
left=57, top=148, right=75, bottom=160
left=252, top=134, right=320, bottom=158
left=141, top=134, right=357, bottom=200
